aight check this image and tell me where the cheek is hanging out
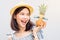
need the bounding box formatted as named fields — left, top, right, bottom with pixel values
left=17, top=16, right=21, bottom=19
left=27, top=16, right=30, bottom=21
left=16, top=15, right=22, bottom=23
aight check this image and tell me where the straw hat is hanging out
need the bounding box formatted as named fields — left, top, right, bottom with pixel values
left=10, top=4, right=33, bottom=15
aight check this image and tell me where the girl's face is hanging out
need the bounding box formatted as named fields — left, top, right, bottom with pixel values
left=15, top=8, right=30, bottom=28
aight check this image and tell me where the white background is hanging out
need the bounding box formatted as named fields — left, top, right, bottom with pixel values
left=0, top=0, right=60, bottom=40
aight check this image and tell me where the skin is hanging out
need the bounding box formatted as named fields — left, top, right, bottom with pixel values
left=14, top=8, right=30, bottom=31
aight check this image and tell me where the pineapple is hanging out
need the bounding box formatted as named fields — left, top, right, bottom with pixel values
left=36, top=4, right=47, bottom=29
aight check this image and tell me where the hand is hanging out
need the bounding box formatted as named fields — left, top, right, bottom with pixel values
left=33, top=27, right=40, bottom=34
left=36, top=18, right=46, bottom=29
left=32, top=27, right=40, bottom=40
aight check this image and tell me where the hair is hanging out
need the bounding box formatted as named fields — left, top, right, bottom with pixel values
left=10, top=6, right=35, bottom=31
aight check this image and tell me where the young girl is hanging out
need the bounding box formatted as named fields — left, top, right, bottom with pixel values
left=8, top=4, right=43, bottom=40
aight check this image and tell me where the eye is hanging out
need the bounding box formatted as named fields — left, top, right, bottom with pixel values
left=27, top=13, right=30, bottom=16
left=21, top=13, right=24, bottom=15
left=20, top=12, right=24, bottom=15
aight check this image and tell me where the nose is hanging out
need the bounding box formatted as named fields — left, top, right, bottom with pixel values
left=23, top=14, right=29, bottom=20
left=24, top=15, right=27, bottom=19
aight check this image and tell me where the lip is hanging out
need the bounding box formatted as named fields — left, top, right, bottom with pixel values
left=21, top=20, right=27, bottom=25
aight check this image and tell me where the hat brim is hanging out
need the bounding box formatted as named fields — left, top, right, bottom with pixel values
left=10, top=4, right=33, bottom=15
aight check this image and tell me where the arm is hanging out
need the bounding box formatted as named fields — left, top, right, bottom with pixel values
left=7, top=34, right=12, bottom=40
left=8, top=37, right=12, bottom=40
left=33, top=32, right=39, bottom=40
left=33, top=27, right=41, bottom=40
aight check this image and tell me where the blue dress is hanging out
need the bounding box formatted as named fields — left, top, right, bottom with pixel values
left=9, top=26, right=44, bottom=40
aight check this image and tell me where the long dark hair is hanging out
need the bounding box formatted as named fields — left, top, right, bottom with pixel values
left=10, top=6, right=35, bottom=31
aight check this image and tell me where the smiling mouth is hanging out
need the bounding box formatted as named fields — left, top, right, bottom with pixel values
left=21, top=20, right=27, bottom=25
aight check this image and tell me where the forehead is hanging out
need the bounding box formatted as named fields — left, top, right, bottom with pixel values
left=21, top=8, right=29, bottom=12
left=19, top=8, right=30, bottom=14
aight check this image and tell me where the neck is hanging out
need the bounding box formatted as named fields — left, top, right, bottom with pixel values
left=19, top=26, right=26, bottom=33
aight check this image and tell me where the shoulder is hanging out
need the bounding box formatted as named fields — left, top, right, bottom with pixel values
left=8, top=37, right=12, bottom=40
left=7, top=32, right=15, bottom=40
left=7, top=34, right=13, bottom=40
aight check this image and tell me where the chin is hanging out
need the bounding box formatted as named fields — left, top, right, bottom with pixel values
left=22, top=26, right=26, bottom=28
left=20, top=24, right=26, bottom=28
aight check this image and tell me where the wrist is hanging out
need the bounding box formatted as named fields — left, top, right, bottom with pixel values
left=33, top=33, right=38, bottom=38
left=34, top=35, right=39, bottom=40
